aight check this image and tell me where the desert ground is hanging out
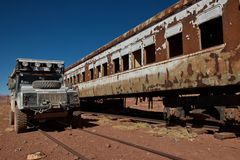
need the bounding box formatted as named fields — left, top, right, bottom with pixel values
left=0, top=97, right=239, bottom=160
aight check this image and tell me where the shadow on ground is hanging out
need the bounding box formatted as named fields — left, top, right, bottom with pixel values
left=29, top=115, right=100, bottom=133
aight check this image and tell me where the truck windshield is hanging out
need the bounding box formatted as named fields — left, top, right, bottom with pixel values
left=19, top=73, right=62, bottom=85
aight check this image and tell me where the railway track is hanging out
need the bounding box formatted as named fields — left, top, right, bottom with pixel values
left=39, top=130, right=90, bottom=160
left=80, top=129, right=185, bottom=160
left=35, top=120, right=186, bottom=160
left=33, top=109, right=240, bottom=160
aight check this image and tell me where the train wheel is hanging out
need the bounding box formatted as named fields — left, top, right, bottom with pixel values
left=164, top=107, right=186, bottom=126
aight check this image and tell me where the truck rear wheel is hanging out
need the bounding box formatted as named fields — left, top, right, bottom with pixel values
left=14, top=107, right=27, bottom=133
left=9, top=110, right=14, bottom=125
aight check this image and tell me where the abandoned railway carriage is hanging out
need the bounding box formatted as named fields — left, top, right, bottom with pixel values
left=65, top=0, right=240, bottom=123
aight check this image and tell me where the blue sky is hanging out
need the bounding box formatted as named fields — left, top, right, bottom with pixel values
left=0, top=0, right=178, bottom=95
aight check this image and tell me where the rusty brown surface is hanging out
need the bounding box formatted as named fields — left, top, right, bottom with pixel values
left=77, top=44, right=240, bottom=98
left=155, top=25, right=168, bottom=62
left=222, top=0, right=240, bottom=51
left=65, top=0, right=198, bottom=72
left=66, top=0, right=240, bottom=99
left=182, top=14, right=200, bottom=55
left=66, top=0, right=240, bottom=75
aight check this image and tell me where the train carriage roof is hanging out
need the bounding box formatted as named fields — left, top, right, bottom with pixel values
left=65, top=0, right=196, bottom=72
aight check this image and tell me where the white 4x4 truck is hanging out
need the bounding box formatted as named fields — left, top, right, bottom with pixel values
left=8, top=58, right=80, bottom=133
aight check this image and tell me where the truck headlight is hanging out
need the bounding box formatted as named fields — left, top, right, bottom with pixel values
left=58, top=63, right=63, bottom=68
left=22, top=61, right=29, bottom=67
left=23, top=93, right=37, bottom=106
left=35, top=62, right=40, bottom=67
left=46, top=63, right=52, bottom=68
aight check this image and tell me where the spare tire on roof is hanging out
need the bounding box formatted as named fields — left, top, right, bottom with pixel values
left=32, top=80, right=61, bottom=89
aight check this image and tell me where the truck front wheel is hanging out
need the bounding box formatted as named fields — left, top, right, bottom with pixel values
left=14, top=107, right=27, bottom=133
left=68, top=111, right=81, bottom=129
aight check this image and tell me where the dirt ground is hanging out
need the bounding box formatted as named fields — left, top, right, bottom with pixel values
left=0, top=101, right=240, bottom=160
left=126, top=98, right=164, bottom=112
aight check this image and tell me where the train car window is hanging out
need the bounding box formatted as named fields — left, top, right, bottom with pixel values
left=113, top=58, right=120, bottom=73
left=102, top=63, right=108, bottom=76
left=199, top=16, right=223, bottom=49
left=67, top=78, right=70, bottom=84
left=122, top=54, right=129, bottom=71
left=82, top=72, right=85, bottom=82
left=90, top=68, right=94, bottom=80
left=239, top=0, right=240, bottom=10
left=77, top=74, right=80, bottom=83
left=144, top=44, right=156, bottom=65
left=96, top=65, right=101, bottom=78
left=167, top=32, right=183, bottom=58
left=73, top=76, right=76, bottom=84
left=132, top=49, right=142, bottom=68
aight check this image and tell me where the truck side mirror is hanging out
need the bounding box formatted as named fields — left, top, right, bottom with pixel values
left=7, top=78, right=16, bottom=90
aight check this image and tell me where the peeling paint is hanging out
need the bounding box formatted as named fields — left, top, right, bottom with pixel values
left=65, top=0, right=229, bottom=75
left=76, top=45, right=240, bottom=98
left=64, top=0, right=240, bottom=99
left=162, top=42, right=167, bottom=50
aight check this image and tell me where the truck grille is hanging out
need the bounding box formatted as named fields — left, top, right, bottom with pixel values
left=38, top=93, right=67, bottom=105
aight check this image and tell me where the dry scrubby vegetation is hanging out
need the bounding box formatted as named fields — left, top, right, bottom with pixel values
left=83, top=114, right=198, bottom=140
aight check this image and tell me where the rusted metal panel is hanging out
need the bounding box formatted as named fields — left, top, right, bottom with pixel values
left=222, top=0, right=240, bottom=51
left=65, top=0, right=203, bottom=72
left=65, top=0, right=240, bottom=99
left=65, top=0, right=232, bottom=77
left=77, top=44, right=240, bottom=98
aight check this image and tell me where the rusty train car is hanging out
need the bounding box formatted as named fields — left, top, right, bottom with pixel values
left=65, top=0, right=240, bottom=123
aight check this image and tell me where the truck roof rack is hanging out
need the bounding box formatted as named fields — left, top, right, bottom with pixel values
left=17, top=58, right=64, bottom=64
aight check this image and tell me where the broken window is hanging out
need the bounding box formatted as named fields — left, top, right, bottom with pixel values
left=90, top=68, right=94, bottom=80
left=144, top=44, right=156, bottom=65
left=132, top=49, right=142, bottom=68
left=167, top=32, right=183, bottom=58
left=122, top=54, right=129, bottom=71
left=67, top=78, right=70, bottom=84
left=77, top=74, right=80, bottom=83
left=96, top=65, right=101, bottom=78
left=199, top=17, right=223, bottom=49
left=113, top=58, right=120, bottom=73
left=102, top=63, right=108, bottom=77
left=73, top=76, right=76, bottom=84
left=82, top=72, right=85, bottom=82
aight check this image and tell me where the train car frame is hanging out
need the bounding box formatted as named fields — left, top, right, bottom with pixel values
left=65, top=0, right=240, bottom=123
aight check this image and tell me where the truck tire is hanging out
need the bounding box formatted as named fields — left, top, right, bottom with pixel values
left=68, top=111, right=82, bottom=129
left=14, top=107, right=27, bottom=133
left=9, top=110, right=14, bottom=125
left=32, top=80, right=61, bottom=89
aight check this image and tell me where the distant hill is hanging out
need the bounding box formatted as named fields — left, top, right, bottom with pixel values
left=0, top=95, right=9, bottom=104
